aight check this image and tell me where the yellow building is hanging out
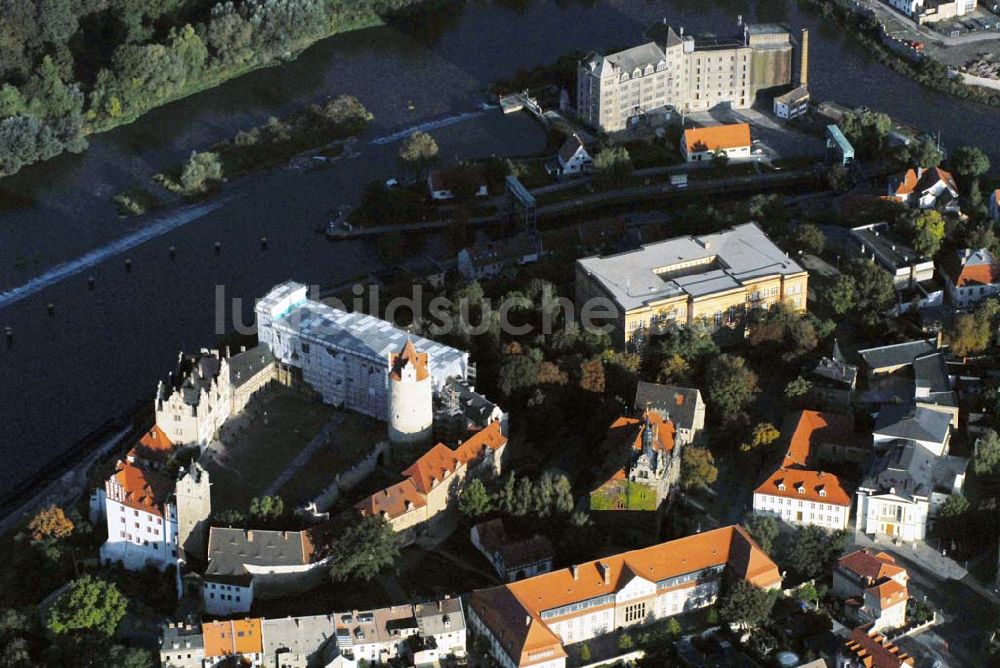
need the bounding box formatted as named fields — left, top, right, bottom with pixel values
left=575, top=222, right=808, bottom=347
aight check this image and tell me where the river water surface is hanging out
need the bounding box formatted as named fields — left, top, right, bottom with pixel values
left=1, top=0, right=998, bottom=497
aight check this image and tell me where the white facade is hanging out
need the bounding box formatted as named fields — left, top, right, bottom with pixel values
left=886, top=0, right=924, bottom=16
left=683, top=143, right=751, bottom=163
left=155, top=352, right=232, bottom=449
left=101, top=496, right=179, bottom=571
left=203, top=579, right=254, bottom=616
left=752, top=493, right=851, bottom=530
left=856, top=491, right=929, bottom=542
left=388, top=347, right=434, bottom=446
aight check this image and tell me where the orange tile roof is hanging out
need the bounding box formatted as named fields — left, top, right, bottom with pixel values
left=128, top=425, right=175, bottom=464
left=838, top=549, right=907, bottom=585
left=355, top=478, right=427, bottom=520
left=202, top=618, right=263, bottom=658
left=871, top=578, right=908, bottom=608
left=893, top=166, right=956, bottom=197
left=943, top=249, right=1000, bottom=287
left=108, top=460, right=174, bottom=516
left=684, top=123, right=751, bottom=154
left=783, top=410, right=855, bottom=468
left=389, top=339, right=429, bottom=382
left=403, top=443, right=462, bottom=495
left=755, top=467, right=852, bottom=506
left=470, top=526, right=780, bottom=667
left=453, top=421, right=506, bottom=465
left=602, top=412, right=676, bottom=455
left=844, top=628, right=914, bottom=668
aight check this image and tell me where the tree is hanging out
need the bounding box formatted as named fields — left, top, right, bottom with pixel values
left=553, top=475, right=574, bottom=514
left=592, top=145, right=632, bottom=190
left=512, top=477, right=533, bottom=516
left=899, top=136, right=942, bottom=168
left=27, top=505, right=74, bottom=543
left=617, top=632, right=634, bottom=651
left=845, top=259, right=894, bottom=327
left=974, top=430, right=1000, bottom=477
left=498, top=355, right=538, bottom=398
left=399, top=131, right=438, bottom=177
left=793, top=223, right=825, bottom=255
left=705, top=354, right=758, bottom=419
left=328, top=516, right=399, bottom=582
left=47, top=576, right=128, bottom=637
left=824, top=274, right=857, bottom=316
left=579, top=643, right=591, bottom=662
left=719, top=580, right=776, bottom=631
left=950, top=312, right=991, bottom=358
left=907, top=209, right=945, bottom=257
left=784, top=525, right=849, bottom=580
left=785, top=375, right=812, bottom=399
left=665, top=617, right=682, bottom=637
left=741, top=423, right=780, bottom=453
left=179, top=150, right=222, bottom=193
left=742, top=514, right=778, bottom=555
left=459, top=478, right=492, bottom=519
left=681, top=447, right=718, bottom=490
left=939, top=493, right=969, bottom=519
left=249, top=495, right=284, bottom=524
left=579, top=357, right=605, bottom=393
left=948, top=146, right=990, bottom=180
left=839, top=109, right=892, bottom=159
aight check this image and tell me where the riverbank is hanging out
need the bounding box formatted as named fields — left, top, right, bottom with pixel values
left=797, top=0, right=1000, bottom=107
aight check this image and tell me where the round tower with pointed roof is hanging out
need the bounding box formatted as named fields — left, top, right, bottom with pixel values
left=388, top=339, right=433, bottom=445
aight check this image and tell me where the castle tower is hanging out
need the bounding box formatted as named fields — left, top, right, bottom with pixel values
left=388, top=339, right=433, bottom=446
left=174, top=462, right=211, bottom=561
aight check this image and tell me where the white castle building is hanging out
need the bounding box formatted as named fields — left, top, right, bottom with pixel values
left=255, top=281, right=469, bottom=420
left=388, top=339, right=434, bottom=445
left=98, top=458, right=211, bottom=571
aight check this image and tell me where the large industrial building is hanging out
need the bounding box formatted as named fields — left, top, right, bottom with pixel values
left=577, top=21, right=798, bottom=132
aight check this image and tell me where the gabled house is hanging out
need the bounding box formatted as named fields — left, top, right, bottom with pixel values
left=850, top=223, right=933, bottom=289
left=888, top=166, right=959, bottom=212
left=633, top=382, right=705, bottom=445
left=546, top=134, right=592, bottom=177
left=807, top=340, right=859, bottom=411
left=471, top=519, right=555, bottom=582
left=681, top=123, right=752, bottom=162
left=873, top=403, right=951, bottom=457
left=834, top=550, right=909, bottom=632
left=202, top=618, right=264, bottom=668
left=857, top=338, right=939, bottom=377
left=941, top=247, right=1000, bottom=309
left=457, top=233, right=543, bottom=280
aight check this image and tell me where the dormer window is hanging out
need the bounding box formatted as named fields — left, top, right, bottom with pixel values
left=796, top=485, right=805, bottom=495
left=818, top=488, right=827, bottom=497
left=777, top=481, right=785, bottom=491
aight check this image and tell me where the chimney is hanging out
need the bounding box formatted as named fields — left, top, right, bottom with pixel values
left=597, top=561, right=611, bottom=585
left=570, top=564, right=579, bottom=581
left=247, top=530, right=254, bottom=542
left=525, top=615, right=531, bottom=627
left=799, top=28, right=810, bottom=88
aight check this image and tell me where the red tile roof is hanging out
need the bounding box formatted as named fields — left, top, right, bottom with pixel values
left=838, top=549, right=906, bottom=585
left=684, top=123, right=751, bottom=154
left=107, top=460, right=174, bottom=516
left=893, top=166, right=956, bottom=197
left=783, top=410, right=855, bottom=467
left=871, top=578, right=908, bottom=608
left=470, top=525, right=780, bottom=667
left=844, top=628, right=914, bottom=667
left=389, top=339, right=429, bottom=382
left=355, top=478, right=427, bottom=520
left=128, top=425, right=175, bottom=465
left=942, top=248, right=1000, bottom=287
left=202, top=619, right=263, bottom=658
left=756, top=467, right=852, bottom=506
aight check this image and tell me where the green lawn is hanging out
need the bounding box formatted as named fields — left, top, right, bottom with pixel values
left=278, top=412, right=385, bottom=502
left=590, top=480, right=659, bottom=511
left=204, top=390, right=335, bottom=510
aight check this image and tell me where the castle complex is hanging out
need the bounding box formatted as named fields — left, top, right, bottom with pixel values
left=578, top=21, right=798, bottom=132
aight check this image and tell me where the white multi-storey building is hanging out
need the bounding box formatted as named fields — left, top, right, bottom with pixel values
left=255, top=282, right=469, bottom=420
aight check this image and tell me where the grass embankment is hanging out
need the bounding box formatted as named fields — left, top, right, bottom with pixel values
left=798, top=0, right=1000, bottom=107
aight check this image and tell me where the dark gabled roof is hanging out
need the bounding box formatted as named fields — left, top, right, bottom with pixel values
left=913, top=352, right=949, bottom=395
left=204, top=527, right=313, bottom=585
left=874, top=403, right=950, bottom=445
left=858, top=339, right=937, bottom=371
left=228, top=344, right=275, bottom=389
left=634, top=382, right=701, bottom=431
left=558, top=134, right=587, bottom=164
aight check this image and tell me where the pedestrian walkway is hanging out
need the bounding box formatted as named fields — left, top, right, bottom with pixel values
left=263, top=412, right=345, bottom=498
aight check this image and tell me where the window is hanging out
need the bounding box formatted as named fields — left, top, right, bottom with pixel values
left=624, top=602, right=646, bottom=623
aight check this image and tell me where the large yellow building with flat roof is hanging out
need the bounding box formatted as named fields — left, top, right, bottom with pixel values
left=575, top=222, right=809, bottom=347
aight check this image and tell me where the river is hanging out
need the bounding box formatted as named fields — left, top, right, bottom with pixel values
left=1, top=0, right=999, bottom=499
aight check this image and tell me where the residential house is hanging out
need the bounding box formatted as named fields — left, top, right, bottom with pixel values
left=546, top=134, right=592, bottom=177
left=433, top=377, right=507, bottom=446
left=856, top=440, right=968, bottom=541
left=334, top=607, right=419, bottom=664
left=850, top=223, right=933, bottom=289
left=633, top=382, right=705, bottom=445
left=414, top=598, right=468, bottom=658
left=857, top=338, right=939, bottom=377
left=427, top=168, right=488, bottom=201
left=261, top=614, right=338, bottom=668
left=577, top=22, right=794, bottom=132
left=203, top=618, right=265, bottom=668
left=941, top=247, right=1000, bottom=309
left=806, top=340, right=858, bottom=411
left=681, top=123, right=752, bottom=162
left=160, top=621, right=205, bottom=668
left=918, top=0, right=978, bottom=23
left=457, top=233, right=543, bottom=281
left=202, top=527, right=332, bottom=616
left=471, top=519, right=555, bottom=582
left=590, top=409, right=681, bottom=512
left=355, top=421, right=507, bottom=545
left=990, top=189, right=1000, bottom=223
left=256, top=282, right=470, bottom=420
left=888, top=166, right=960, bottom=212
left=839, top=627, right=914, bottom=668
left=886, top=0, right=924, bottom=17
left=752, top=411, right=859, bottom=530
left=469, top=525, right=781, bottom=668
left=575, top=222, right=808, bottom=347
left=912, top=352, right=959, bottom=425
left=834, top=550, right=909, bottom=632
left=98, top=460, right=210, bottom=571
